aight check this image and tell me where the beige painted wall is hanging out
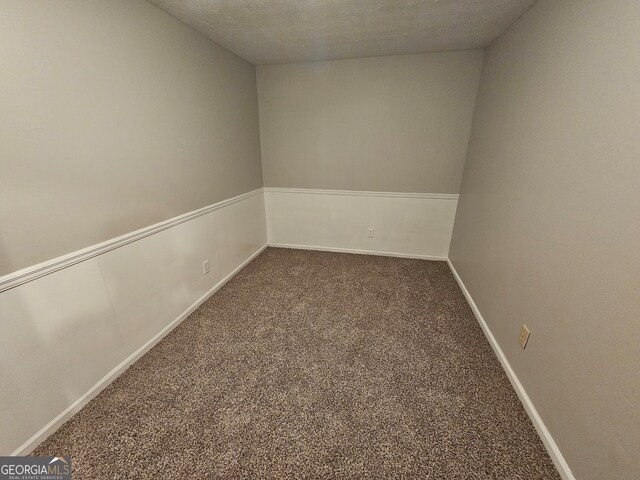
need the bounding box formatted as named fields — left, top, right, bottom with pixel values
left=257, top=51, right=483, bottom=193
left=0, top=0, right=263, bottom=276
left=449, top=1, right=640, bottom=479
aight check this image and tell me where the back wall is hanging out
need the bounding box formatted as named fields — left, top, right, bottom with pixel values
left=257, top=51, right=483, bottom=259
left=257, top=51, right=484, bottom=194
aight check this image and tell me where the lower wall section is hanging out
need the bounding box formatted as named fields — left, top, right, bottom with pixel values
left=264, top=188, right=458, bottom=260
left=0, top=190, right=267, bottom=455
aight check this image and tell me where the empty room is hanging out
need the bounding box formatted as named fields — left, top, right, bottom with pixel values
left=1, top=1, right=638, bottom=479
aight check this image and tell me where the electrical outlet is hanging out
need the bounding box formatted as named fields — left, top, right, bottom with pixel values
left=519, top=324, right=530, bottom=349
left=368, top=228, right=375, bottom=238
left=202, top=260, right=210, bottom=275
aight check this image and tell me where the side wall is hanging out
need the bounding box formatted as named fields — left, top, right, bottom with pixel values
left=0, top=0, right=263, bottom=275
left=257, top=51, right=483, bottom=257
left=449, top=1, right=640, bottom=479
left=0, top=0, right=267, bottom=455
left=1, top=191, right=267, bottom=455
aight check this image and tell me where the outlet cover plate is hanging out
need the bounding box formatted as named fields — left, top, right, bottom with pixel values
left=519, top=324, right=530, bottom=349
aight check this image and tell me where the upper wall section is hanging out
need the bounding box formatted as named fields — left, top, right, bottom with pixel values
left=0, top=0, right=263, bottom=276
left=257, top=51, right=484, bottom=194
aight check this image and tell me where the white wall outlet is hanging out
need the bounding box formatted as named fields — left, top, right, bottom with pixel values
left=368, top=228, right=375, bottom=238
left=202, top=260, right=210, bottom=275
left=519, top=324, right=530, bottom=349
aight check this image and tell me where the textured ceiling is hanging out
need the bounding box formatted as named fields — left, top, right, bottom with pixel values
left=147, top=0, right=538, bottom=65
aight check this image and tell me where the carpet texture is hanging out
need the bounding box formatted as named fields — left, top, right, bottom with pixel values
left=34, top=248, right=560, bottom=479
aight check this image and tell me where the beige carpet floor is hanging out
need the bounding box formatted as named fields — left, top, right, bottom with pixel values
left=34, top=247, right=560, bottom=479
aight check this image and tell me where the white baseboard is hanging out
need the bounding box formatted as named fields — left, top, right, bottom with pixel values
left=269, top=243, right=447, bottom=261
left=446, top=259, right=575, bottom=480
left=11, top=244, right=267, bottom=456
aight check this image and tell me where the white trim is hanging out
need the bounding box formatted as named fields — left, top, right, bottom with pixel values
left=11, top=244, right=268, bottom=456
left=268, top=243, right=447, bottom=261
left=0, top=189, right=264, bottom=293
left=263, top=187, right=458, bottom=200
left=446, top=259, right=575, bottom=480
